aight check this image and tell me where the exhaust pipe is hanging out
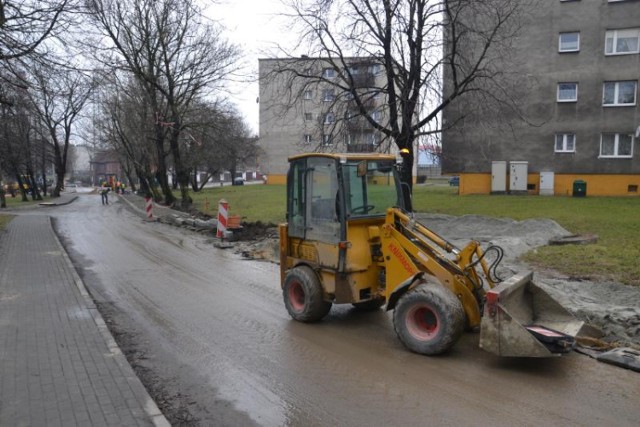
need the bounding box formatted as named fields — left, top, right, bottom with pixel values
left=479, top=272, right=584, bottom=357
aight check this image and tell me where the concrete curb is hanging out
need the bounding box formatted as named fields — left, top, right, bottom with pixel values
left=48, top=216, right=170, bottom=427
left=39, top=195, right=79, bottom=207
left=117, top=194, right=161, bottom=221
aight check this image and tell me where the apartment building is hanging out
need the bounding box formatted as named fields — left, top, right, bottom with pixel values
left=442, top=0, right=640, bottom=196
left=258, top=57, right=391, bottom=184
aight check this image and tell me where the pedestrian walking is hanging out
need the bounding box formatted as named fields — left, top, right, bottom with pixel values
left=100, top=185, right=110, bottom=205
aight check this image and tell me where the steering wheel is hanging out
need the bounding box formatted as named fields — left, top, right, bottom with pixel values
left=351, top=204, right=375, bottom=214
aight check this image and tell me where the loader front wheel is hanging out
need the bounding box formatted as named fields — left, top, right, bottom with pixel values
left=393, top=283, right=464, bottom=355
left=283, top=266, right=332, bottom=322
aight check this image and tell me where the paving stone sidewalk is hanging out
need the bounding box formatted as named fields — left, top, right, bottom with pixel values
left=0, top=215, right=169, bottom=426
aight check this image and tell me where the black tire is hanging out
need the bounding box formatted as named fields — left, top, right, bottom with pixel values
left=283, top=266, right=332, bottom=322
left=352, top=298, right=385, bottom=311
left=393, top=283, right=465, bottom=355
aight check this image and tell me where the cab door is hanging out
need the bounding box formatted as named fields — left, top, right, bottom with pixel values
left=287, top=156, right=342, bottom=270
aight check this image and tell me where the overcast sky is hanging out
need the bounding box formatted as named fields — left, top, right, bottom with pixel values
left=207, top=0, right=293, bottom=133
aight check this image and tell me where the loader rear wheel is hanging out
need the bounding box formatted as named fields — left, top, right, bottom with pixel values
left=283, top=266, right=332, bottom=322
left=393, top=283, right=464, bottom=355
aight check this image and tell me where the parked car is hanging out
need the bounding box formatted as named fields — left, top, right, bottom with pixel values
left=448, top=176, right=460, bottom=186
left=233, top=177, right=245, bottom=186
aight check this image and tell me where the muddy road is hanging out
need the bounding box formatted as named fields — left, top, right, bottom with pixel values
left=52, top=195, right=640, bottom=426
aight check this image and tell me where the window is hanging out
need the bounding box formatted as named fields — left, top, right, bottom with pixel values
left=346, top=109, right=358, bottom=121
left=365, top=133, right=379, bottom=145
left=303, top=134, right=312, bottom=144
left=600, top=133, right=634, bottom=158
left=559, top=32, right=580, bottom=52
left=304, top=90, right=313, bottom=100
left=347, top=65, right=360, bottom=75
left=605, top=28, right=640, bottom=55
left=368, top=64, right=381, bottom=75
left=555, top=133, right=576, bottom=152
left=370, top=110, right=382, bottom=123
left=603, top=81, right=637, bottom=106
left=322, top=68, right=336, bottom=78
left=323, top=135, right=332, bottom=145
left=557, top=82, right=578, bottom=102
left=304, top=113, right=313, bottom=121
left=323, top=89, right=335, bottom=102
left=324, top=112, right=335, bottom=124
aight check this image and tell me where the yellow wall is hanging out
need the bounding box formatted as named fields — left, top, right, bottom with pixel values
left=458, top=173, right=640, bottom=196
left=459, top=174, right=491, bottom=195
left=266, top=174, right=287, bottom=185
left=553, top=174, right=640, bottom=196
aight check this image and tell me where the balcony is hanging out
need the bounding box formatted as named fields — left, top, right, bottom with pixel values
left=350, top=73, right=376, bottom=89
left=346, top=143, right=377, bottom=153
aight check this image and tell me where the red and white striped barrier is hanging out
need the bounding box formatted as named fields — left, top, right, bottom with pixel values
left=217, top=199, right=228, bottom=238
left=145, top=196, right=153, bottom=219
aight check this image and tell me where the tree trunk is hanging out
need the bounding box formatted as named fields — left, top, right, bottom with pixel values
left=396, top=135, right=415, bottom=212
left=15, top=174, right=29, bottom=202
left=26, top=167, right=43, bottom=201
left=124, top=171, right=136, bottom=193
left=40, top=140, right=48, bottom=197
left=51, top=142, right=65, bottom=198
left=153, top=126, right=175, bottom=205
left=169, top=127, right=192, bottom=210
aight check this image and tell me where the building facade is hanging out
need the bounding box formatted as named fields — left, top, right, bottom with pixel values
left=258, top=57, right=394, bottom=184
left=442, top=0, right=640, bottom=196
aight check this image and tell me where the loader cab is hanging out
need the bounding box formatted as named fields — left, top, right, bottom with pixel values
left=286, top=154, right=404, bottom=243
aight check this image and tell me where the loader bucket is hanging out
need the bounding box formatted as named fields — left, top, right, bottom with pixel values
left=479, top=272, right=584, bottom=357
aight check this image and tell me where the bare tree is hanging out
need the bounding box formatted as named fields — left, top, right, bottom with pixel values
left=273, top=0, right=536, bottom=210
left=85, top=0, right=240, bottom=209
left=26, top=64, right=93, bottom=197
left=179, top=101, right=260, bottom=192
left=95, top=75, right=162, bottom=198
left=0, top=77, right=45, bottom=203
left=0, top=1, right=71, bottom=104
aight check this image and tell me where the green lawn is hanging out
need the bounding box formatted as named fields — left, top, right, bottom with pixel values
left=190, top=184, right=287, bottom=225
left=0, top=214, right=14, bottom=230
left=3, top=194, right=51, bottom=207
left=193, top=183, right=639, bottom=286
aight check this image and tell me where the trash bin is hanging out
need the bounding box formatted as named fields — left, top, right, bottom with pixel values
left=573, top=180, right=586, bottom=197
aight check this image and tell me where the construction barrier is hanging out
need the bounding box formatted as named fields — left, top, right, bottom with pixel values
left=228, top=215, right=241, bottom=229
left=217, top=199, right=228, bottom=238
left=145, top=196, right=153, bottom=219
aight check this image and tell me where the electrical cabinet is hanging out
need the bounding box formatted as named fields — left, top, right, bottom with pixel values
left=509, top=161, right=528, bottom=193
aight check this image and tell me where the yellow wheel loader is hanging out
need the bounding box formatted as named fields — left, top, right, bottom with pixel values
left=279, top=153, right=583, bottom=357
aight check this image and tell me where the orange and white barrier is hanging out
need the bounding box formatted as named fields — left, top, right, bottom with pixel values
left=145, top=196, right=153, bottom=219
left=217, top=199, right=228, bottom=238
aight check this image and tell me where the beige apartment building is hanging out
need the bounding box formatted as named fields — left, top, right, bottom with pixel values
left=258, top=57, right=396, bottom=184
